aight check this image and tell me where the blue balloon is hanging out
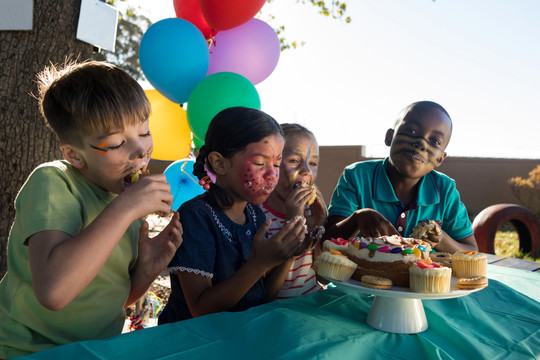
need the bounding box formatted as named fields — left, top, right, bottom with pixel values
left=164, top=158, right=205, bottom=211
left=139, top=18, right=209, bottom=104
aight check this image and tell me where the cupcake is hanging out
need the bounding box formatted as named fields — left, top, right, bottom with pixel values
left=409, top=261, right=452, bottom=294
left=429, top=252, right=453, bottom=268
left=452, top=251, right=487, bottom=278
left=322, top=238, right=349, bottom=252
left=315, top=249, right=358, bottom=282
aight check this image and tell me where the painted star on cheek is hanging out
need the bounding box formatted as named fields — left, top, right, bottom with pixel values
left=242, top=167, right=260, bottom=192
left=250, top=168, right=263, bottom=192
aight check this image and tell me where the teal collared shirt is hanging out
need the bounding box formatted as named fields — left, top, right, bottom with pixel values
left=328, top=158, right=473, bottom=240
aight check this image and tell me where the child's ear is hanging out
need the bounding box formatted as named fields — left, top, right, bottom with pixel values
left=207, top=151, right=227, bottom=176
left=384, top=129, right=394, bottom=146
left=435, top=152, right=447, bottom=167
left=60, top=144, right=86, bottom=169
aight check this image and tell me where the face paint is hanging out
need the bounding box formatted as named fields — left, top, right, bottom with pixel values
left=305, top=147, right=313, bottom=175
left=391, top=133, right=442, bottom=167
left=235, top=159, right=279, bottom=206
left=285, top=166, right=301, bottom=186
left=90, top=142, right=109, bottom=156
left=241, top=164, right=275, bottom=194
left=281, top=142, right=318, bottom=188
left=224, top=134, right=283, bottom=205
left=243, top=167, right=257, bottom=191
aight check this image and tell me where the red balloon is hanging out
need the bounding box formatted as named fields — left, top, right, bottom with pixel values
left=173, top=0, right=217, bottom=39
left=199, top=0, right=266, bottom=31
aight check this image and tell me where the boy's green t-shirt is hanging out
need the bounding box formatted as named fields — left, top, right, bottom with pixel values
left=0, top=160, right=141, bottom=358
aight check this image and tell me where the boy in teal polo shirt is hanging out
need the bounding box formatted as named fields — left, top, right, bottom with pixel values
left=326, top=101, right=477, bottom=253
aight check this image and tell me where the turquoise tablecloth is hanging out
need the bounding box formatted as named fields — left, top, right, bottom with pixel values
left=19, top=264, right=540, bottom=360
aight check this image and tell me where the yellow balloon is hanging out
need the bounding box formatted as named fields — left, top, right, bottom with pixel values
left=145, top=89, right=191, bottom=161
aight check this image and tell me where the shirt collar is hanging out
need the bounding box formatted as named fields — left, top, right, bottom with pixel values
left=372, top=158, right=440, bottom=206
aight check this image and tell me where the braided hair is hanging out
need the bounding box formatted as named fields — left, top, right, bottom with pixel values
left=193, top=107, right=283, bottom=209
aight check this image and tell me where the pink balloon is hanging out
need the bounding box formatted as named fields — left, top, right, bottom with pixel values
left=207, top=19, right=280, bottom=85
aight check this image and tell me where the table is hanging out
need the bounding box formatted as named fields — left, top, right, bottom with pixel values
left=486, top=253, right=540, bottom=272
left=19, top=264, right=540, bottom=360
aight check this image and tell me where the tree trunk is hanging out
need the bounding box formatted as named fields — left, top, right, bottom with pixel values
left=0, top=0, right=93, bottom=277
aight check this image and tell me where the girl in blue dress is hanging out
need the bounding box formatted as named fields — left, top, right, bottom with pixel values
left=159, top=107, right=309, bottom=322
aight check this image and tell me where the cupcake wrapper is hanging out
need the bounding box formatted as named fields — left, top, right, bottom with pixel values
left=316, top=261, right=357, bottom=282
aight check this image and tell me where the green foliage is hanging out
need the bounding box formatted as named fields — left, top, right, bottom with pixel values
left=301, top=0, right=350, bottom=22
left=268, top=0, right=350, bottom=22
left=264, top=0, right=350, bottom=51
left=93, top=0, right=151, bottom=80
left=508, top=165, right=540, bottom=218
left=495, top=230, right=540, bottom=262
left=93, top=0, right=351, bottom=77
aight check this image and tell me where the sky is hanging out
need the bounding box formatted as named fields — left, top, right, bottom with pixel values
left=127, top=0, right=540, bottom=159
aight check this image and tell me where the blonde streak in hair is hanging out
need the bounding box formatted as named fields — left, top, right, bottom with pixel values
left=114, top=83, right=151, bottom=129
left=83, top=64, right=150, bottom=135
left=86, top=89, right=148, bottom=136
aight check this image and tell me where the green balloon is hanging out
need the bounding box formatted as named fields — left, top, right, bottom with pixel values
left=187, top=72, right=261, bottom=141
left=192, top=135, right=204, bottom=151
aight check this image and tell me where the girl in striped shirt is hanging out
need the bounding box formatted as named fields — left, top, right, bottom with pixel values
left=261, top=124, right=328, bottom=299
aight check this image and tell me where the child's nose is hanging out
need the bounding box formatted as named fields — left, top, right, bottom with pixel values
left=265, top=164, right=278, bottom=179
left=412, top=139, right=427, bottom=151
left=299, top=162, right=313, bottom=175
left=131, top=141, right=147, bottom=159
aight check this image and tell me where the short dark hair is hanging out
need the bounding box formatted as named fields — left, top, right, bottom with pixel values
left=395, top=101, right=453, bottom=133
left=37, top=60, right=150, bottom=146
left=193, top=107, right=283, bottom=209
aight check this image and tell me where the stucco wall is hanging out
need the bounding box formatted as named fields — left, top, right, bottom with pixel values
left=317, top=145, right=540, bottom=218
left=148, top=145, right=539, bottom=219
left=437, top=157, right=539, bottom=217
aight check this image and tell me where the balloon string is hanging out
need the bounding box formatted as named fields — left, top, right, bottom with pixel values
left=180, top=160, right=200, bottom=185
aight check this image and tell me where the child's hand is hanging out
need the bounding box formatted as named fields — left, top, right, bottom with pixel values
left=252, top=216, right=307, bottom=269
left=125, top=212, right=182, bottom=306
left=284, top=185, right=316, bottom=219
left=305, top=186, right=327, bottom=230
left=136, top=212, right=183, bottom=280
left=423, top=221, right=444, bottom=249
left=118, top=174, right=173, bottom=220
left=302, top=225, right=325, bottom=254
left=353, top=209, right=399, bottom=237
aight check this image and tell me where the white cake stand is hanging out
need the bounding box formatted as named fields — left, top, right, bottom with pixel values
left=332, top=277, right=485, bottom=334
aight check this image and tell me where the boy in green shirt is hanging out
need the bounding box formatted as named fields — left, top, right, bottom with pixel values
left=0, top=61, right=183, bottom=358
left=326, top=101, right=477, bottom=253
